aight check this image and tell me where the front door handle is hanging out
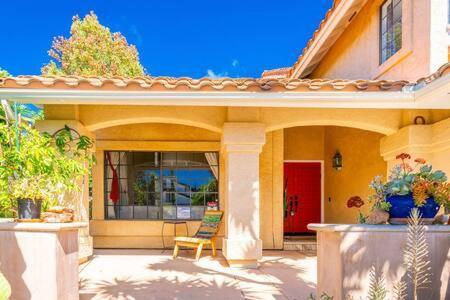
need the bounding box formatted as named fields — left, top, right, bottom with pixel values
left=289, top=197, right=295, bottom=216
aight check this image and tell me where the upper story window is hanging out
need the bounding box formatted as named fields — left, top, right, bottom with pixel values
left=380, top=0, right=402, bottom=64
left=104, top=151, right=219, bottom=220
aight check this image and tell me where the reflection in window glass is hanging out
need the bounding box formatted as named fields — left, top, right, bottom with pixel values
left=380, top=0, right=402, bottom=64
left=104, top=151, right=219, bottom=220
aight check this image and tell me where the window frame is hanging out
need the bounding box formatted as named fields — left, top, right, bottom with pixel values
left=379, top=0, right=403, bottom=65
left=103, top=151, right=219, bottom=221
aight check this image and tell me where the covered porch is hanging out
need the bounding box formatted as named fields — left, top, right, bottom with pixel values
left=1, top=71, right=449, bottom=268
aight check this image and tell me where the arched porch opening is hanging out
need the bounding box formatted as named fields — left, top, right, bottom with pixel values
left=260, top=124, right=388, bottom=250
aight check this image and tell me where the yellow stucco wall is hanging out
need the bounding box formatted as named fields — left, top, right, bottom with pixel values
left=46, top=104, right=450, bottom=135
left=95, top=123, right=220, bottom=141
left=311, top=0, right=448, bottom=80
left=41, top=104, right=450, bottom=251
left=284, top=126, right=325, bottom=160
left=323, top=127, right=387, bottom=223
left=260, top=130, right=284, bottom=249
left=284, top=126, right=387, bottom=224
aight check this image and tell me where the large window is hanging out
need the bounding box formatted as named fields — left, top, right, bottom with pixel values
left=104, top=151, right=219, bottom=220
left=380, top=0, right=402, bottom=64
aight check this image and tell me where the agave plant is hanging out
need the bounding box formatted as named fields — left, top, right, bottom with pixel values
left=393, top=280, right=407, bottom=300
left=0, top=270, right=11, bottom=300
left=367, top=265, right=387, bottom=300
left=404, top=208, right=431, bottom=300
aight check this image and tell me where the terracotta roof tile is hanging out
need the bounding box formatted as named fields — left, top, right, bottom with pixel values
left=416, top=62, right=450, bottom=85
left=261, top=67, right=291, bottom=79
left=0, top=75, right=410, bottom=92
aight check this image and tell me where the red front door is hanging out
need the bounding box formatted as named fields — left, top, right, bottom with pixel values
left=284, top=162, right=321, bottom=234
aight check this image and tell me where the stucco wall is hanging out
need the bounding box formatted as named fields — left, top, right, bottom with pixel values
left=311, top=0, right=448, bottom=81
left=95, top=123, right=220, bottom=141
left=323, top=127, right=387, bottom=223
left=260, top=130, right=284, bottom=249
left=284, top=126, right=387, bottom=224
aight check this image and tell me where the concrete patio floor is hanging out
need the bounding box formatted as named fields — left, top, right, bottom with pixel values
left=79, top=249, right=317, bottom=300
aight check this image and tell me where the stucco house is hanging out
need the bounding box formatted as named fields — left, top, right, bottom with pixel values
left=0, top=0, right=449, bottom=268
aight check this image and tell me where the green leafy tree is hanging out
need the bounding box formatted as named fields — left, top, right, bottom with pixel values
left=0, top=119, right=93, bottom=217
left=0, top=69, right=42, bottom=124
left=0, top=68, right=10, bottom=78
left=42, top=12, right=145, bottom=77
left=1, top=102, right=43, bottom=124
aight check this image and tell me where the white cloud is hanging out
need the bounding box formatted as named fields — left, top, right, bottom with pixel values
left=232, top=59, right=239, bottom=67
left=129, top=24, right=143, bottom=45
left=206, top=69, right=228, bottom=79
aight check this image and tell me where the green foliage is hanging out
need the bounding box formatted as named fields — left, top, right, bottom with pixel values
left=0, top=102, right=43, bottom=125
left=369, top=153, right=450, bottom=209
left=357, top=211, right=367, bottom=224
left=367, top=265, right=387, bottom=300
left=0, top=119, right=93, bottom=217
left=404, top=208, right=431, bottom=300
left=0, top=270, right=11, bottom=300
left=0, top=68, right=10, bottom=78
left=368, top=175, right=392, bottom=212
left=42, top=12, right=145, bottom=77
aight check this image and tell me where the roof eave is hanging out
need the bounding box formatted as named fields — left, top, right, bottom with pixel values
left=289, top=0, right=369, bottom=79
left=0, top=88, right=418, bottom=109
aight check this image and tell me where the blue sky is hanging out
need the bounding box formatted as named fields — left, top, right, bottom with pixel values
left=0, top=0, right=332, bottom=78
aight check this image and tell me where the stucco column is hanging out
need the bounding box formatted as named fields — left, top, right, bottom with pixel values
left=221, top=123, right=265, bottom=268
left=380, top=118, right=450, bottom=174
left=35, top=120, right=95, bottom=262
left=380, top=118, right=450, bottom=215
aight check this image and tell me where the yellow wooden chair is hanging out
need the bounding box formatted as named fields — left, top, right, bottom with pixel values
left=173, top=210, right=223, bottom=261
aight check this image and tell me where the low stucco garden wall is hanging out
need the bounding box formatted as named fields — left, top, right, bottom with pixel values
left=309, top=224, right=450, bottom=300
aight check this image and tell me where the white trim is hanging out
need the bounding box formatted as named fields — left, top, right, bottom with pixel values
left=413, top=74, right=450, bottom=107
left=283, top=160, right=325, bottom=226
left=0, top=88, right=416, bottom=108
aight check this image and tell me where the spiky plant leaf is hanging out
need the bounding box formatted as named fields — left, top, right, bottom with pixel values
left=306, top=293, right=334, bottom=300
left=393, top=280, right=407, bottom=300
left=0, top=270, right=11, bottom=300
left=404, top=208, right=431, bottom=300
left=368, top=265, right=387, bottom=300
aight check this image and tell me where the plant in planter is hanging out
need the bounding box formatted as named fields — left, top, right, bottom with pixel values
left=0, top=121, right=93, bottom=220
left=369, top=153, right=450, bottom=224
left=346, top=196, right=367, bottom=224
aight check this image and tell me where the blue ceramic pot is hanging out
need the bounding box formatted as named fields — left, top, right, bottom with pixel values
left=386, top=194, right=440, bottom=219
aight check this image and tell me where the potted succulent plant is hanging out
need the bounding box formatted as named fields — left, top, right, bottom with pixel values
left=369, top=153, right=450, bottom=224
left=0, top=122, right=93, bottom=221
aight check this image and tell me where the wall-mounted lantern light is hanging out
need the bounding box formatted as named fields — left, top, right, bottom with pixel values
left=332, top=151, right=342, bottom=171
